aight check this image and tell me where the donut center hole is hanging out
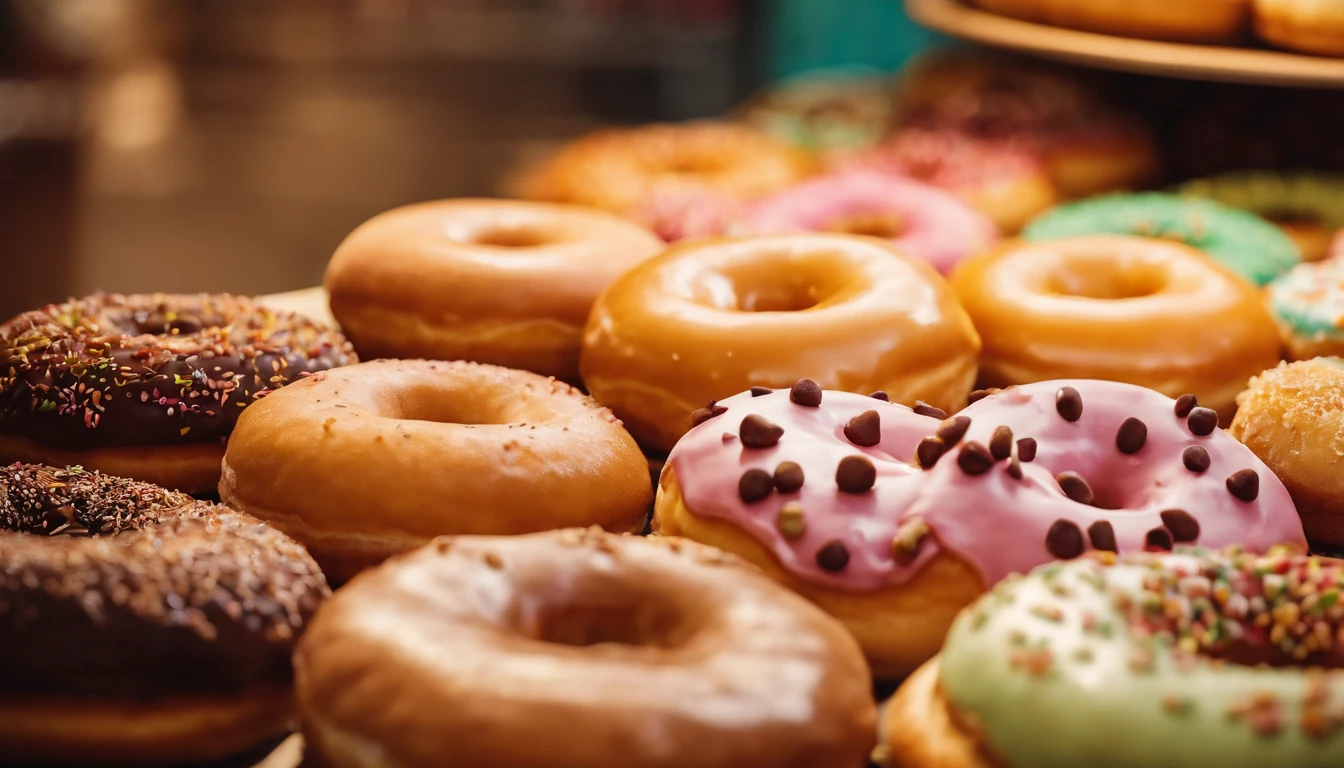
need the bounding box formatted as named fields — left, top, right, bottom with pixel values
left=464, top=226, right=550, bottom=249
left=659, top=153, right=724, bottom=177
left=1262, top=208, right=1321, bottom=228
left=713, top=260, right=835, bottom=313
left=531, top=601, right=686, bottom=649
left=823, top=211, right=904, bottom=239
left=1046, top=261, right=1168, bottom=301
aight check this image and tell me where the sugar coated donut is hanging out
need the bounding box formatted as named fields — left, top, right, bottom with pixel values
left=0, top=292, right=354, bottom=494
left=1267, top=259, right=1344, bottom=360
left=1181, top=172, right=1344, bottom=263
left=736, top=67, right=895, bottom=152
left=580, top=233, right=981, bottom=455
left=1231, top=358, right=1344, bottom=551
left=295, top=528, right=877, bottom=768
left=0, top=463, right=329, bottom=764
left=220, top=359, right=652, bottom=582
left=324, top=199, right=664, bottom=383
left=1025, top=193, right=1301, bottom=287
left=883, top=547, right=1343, bottom=768
left=1255, top=0, right=1344, bottom=56
left=965, top=0, right=1251, bottom=42
left=655, top=379, right=1302, bottom=677
left=738, top=171, right=998, bottom=275
left=951, top=235, right=1281, bottom=419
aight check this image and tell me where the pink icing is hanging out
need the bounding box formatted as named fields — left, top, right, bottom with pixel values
left=663, top=380, right=1306, bottom=592
left=625, top=188, right=743, bottom=241
left=736, top=171, right=998, bottom=274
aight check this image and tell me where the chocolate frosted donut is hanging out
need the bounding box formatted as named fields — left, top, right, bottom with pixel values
left=0, top=462, right=330, bottom=764
left=0, top=293, right=355, bottom=492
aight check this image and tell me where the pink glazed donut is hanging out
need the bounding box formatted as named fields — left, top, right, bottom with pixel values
left=653, top=379, right=1305, bottom=678
left=738, top=172, right=998, bottom=275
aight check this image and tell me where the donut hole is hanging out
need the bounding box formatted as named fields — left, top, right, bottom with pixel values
left=390, top=383, right=517, bottom=426
left=714, top=261, right=834, bottom=313
left=1044, top=258, right=1168, bottom=301
left=526, top=600, right=690, bottom=649
left=823, top=211, right=905, bottom=239
left=657, top=153, right=725, bottom=177
left=461, top=226, right=551, bottom=249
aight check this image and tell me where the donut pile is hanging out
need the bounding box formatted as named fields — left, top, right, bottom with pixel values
left=7, top=51, right=1344, bottom=768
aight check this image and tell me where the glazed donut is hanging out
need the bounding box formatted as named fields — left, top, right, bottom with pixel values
left=1266, top=259, right=1344, bottom=360
left=1230, top=359, right=1344, bottom=551
left=324, top=199, right=664, bottom=383
left=654, top=379, right=1302, bottom=677
left=1025, top=193, right=1301, bottom=286
left=579, top=233, right=981, bottom=455
left=882, top=546, right=1342, bottom=768
left=219, top=359, right=652, bottom=582
left=295, top=528, right=877, bottom=768
left=951, top=235, right=1281, bottom=420
left=829, top=127, right=1059, bottom=234
left=738, top=171, right=999, bottom=274
left=0, top=463, right=329, bottom=765
left=965, top=0, right=1251, bottom=42
left=736, top=67, right=895, bottom=152
left=1255, top=0, right=1344, bottom=56
left=0, top=292, right=354, bottom=494
left=1180, top=172, right=1344, bottom=263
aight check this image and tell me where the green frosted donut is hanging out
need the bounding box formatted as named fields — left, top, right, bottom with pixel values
left=1268, top=259, right=1344, bottom=359
left=932, top=548, right=1344, bottom=768
left=1024, top=193, right=1300, bottom=286
left=737, top=67, right=894, bottom=152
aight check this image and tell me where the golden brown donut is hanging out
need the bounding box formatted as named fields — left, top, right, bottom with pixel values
left=219, top=359, right=652, bottom=582
left=967, top=0, right=1251, bottom=43
left=294, top=528, right=878, bottom=768
left=1255, top=0, right=1344, bottom=56
left=950, top=235, right=1281, bottom=420
left=324, top=199, right=664, bottom=383
left=579, top=233, right=981, bottom=455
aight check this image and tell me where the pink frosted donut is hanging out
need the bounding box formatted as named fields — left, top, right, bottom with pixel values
left=624, top=187, right=742, bottom=242
left=737, top=172, right=997, bottom=275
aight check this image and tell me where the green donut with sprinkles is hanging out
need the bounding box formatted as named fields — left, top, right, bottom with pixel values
left=1024, top=193, right=1300, bottom=286
left=1268, top=259, right=1344, bottom=361
left=881, top=547, right=1344, bottom=768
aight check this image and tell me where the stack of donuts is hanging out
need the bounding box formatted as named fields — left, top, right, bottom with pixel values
left=6, top=51, right=1344, bottom=768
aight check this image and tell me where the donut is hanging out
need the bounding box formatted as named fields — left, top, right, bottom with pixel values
left=951, top=235, right=1282, bottom=420
left=881, top=546, right=1343, bottom=768
left=0, top=462, right=329, bottom=764
left=1255, top=0, right=1344, bottom=56
left=829, top=127, right=1059, bottom=234
left=219, top=359, right=652, bottom=582
left=736, top=67, right=895, bottom=152
left=622, top=186, right=744, bottom=242
left=1230, top=358, right=1344, bottom=552
left=579, top=233, right=981, bottom=455
left=1266, top=259, right=1344, bottom=360
left=294, top=528, right=877, bottom=768
left=324, top=199, right=664, bottom=383
left=0, top=292, right=355, bottom=494
left=737, top=171, right=999, bottom=275
left=1180, top=172, right=1344, bottom=262
left=964, top=0, right=1251, bottom=42
left=654, top=378, right=1303, bottom=677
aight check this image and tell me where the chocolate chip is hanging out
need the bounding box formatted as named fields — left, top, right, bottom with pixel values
left=1055, top=387, right=1083, bottom=422
left=914, top=401, right=948, bottom=420
left=1182, top=445, right=1210, bottom=473
left=737, top=469, right=774, bottom=503
left=1174, top=393, right=1198, bottom=418
left=750, top=386, right=773, bottom=397
left=1160, top=509, right=1200, bottom=542
left=740, top=414, right=785, bottom=449
left=1056, top=472, right=1094, bottom=505
left=1115, top=417, right=1147, bottom=454
left=844, top=410, right=882, bottom=447
left=774, top=461, right=805, bottom=493
left=915, top=437, right=946, bottom=469
left=957, top=442, right=994, bottom=475
left=936, top=415, right=972, bottom=446
left=790, top=379, right=823, bottom=407
left=1226, top=469, right=1259, bottom=502
left=1088, top=520, right=1117, bottom=552
left=869, top=390, right=890, bottom=401
left=690, top=403, right=728, bottom=427
left=1017, top=437, right=1038, bottom=462
left=968, top=388, right=998, bottom=404
left=776, top=502, right=806, bottom=539
left=1186, top=407, right=1218, bottom=436
left=816, top=540, right=851, bottom=572
left=989, top=426, right=1014, bottom=460
left=1006, top=453, right=1023, bottom=479
left=1045, top=520, right=1085, bottom=559
left=835, top=455, right=876, bottom=494
left=1145, top=527, right=1174, bottom=551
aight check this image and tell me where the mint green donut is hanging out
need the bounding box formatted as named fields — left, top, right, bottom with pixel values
left=932, top=548, right=1344, bottom=767
left=1024, top=193, right=1300, bottom=286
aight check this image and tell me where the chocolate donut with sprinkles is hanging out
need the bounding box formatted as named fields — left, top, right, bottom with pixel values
left=0, top=292, right=355, bottom=493
left=0, top=462, right=330, bottom=764
left=654, top=379, right=1305, bottom=678
left=882, top=547, right=1344, bottom=768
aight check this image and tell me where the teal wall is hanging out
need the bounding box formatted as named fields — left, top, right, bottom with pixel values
left=764, top=0, right=945, bottom=79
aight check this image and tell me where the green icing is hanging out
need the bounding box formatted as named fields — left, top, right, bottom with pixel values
left=1180, top=172, right=1344, bottom=229
left=937, top=553, right=1344, bottom=767
left=1269, top=260, right=1344, bottom=342
left=1024, top=193, right=1300, bottom=286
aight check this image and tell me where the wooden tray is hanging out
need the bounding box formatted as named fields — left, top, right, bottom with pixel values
left=905, top=0, right=1344, bottom=88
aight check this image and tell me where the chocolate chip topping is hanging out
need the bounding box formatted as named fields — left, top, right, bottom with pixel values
left=1017, top=437, right=1038, bottom=462
left=737, top=469, right=774, bottom=503
left=915, top=437, right=946, bottom=469
left=789, top=379, right=823, bottom=407
left=1145, top=527, right=1174, bottom=551
left=835, top=455, right=877, bottom=494
left=1115, top=417, right=1147, bottom=454
left=1160, top=509, right=1201, bottom=542
left=1174, top=393, right=1198, bottom=418
left=1087, top=520, right=1118, bottom=552
left=1182, top=445, right=1211, bottom=473
left=936, top=415, right=972, bottom=447
left=1045, top=520, right=1085, bottom=559
left=989, top=426, right=1014, bottom=460
left=1056, top=471, right=1094, bottom=505
left=690, top=403, right=728, bottom=428
left=1006, top=452, right=1023, bottom=479
left=773, top=462, right=805, bottom=493
left=815, top=540, right=851, bottom=572
left=1055, top=386, right=1083, bottom=422
left=957, top=442, right=994, bottom=475
left=1226, top=469, right=1260, bottom=502
left=749, top=386, right=773, bottom=397
left=739, top=414, right=785, bottom=449
left=913, top=401, right=948, bottom=420
left=869, top=391, right=890, bottom=401
left=968, top=388, right=999, bottom=405
left=776, top=502, right=806, bottom=539
left=844, top=410, right=882, bottom=447
left=1187, top=407, right=1219, bottom=437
